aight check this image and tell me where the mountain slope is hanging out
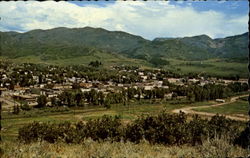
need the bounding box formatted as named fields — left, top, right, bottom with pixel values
left=0, top=27, right=248, bottom=64
left=0, top=27, right=148, bottom=59
left=213, top=32, right=249, bottom=59
left=130, top=38, right=214, bottom=60
left=154, top=32, right=248, bottom=61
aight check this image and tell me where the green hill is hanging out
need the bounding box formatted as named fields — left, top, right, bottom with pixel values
left=154, top=32, right=248, bottom=62
left=0, top=27, right=248, bottom=65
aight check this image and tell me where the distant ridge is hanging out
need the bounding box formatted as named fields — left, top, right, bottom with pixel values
left=0, top=27, right=248, bottom=64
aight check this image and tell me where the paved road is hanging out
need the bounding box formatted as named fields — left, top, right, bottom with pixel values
left=172, top=94, right=249, bottom=121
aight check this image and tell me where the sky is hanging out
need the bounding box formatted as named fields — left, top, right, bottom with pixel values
left=0, top=1, right=248, bottom=40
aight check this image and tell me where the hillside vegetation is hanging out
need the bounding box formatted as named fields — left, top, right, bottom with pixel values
left=1, top=27, right=248, bottom=64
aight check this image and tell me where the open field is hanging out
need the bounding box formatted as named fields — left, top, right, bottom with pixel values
left=1, top=56, right=248, bottom=78
left=2, top=94, right=247, bottom=143
left=1, top=54, right=152, bottom=69
left=1, top=95, right=249, bottom=157
left=1, top=100, right=217, bottom=142
left=165, top=59, right=248, bottom=78
left=172, top=94, right=249, bottom=121
left=194, top=97, right=249, bottom=116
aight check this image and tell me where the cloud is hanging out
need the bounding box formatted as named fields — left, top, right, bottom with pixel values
left=0, top=1, right=248, bottom=40
left=217, top=1, right=226, bottom=4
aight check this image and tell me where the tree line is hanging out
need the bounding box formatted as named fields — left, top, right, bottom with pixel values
left=33, top=81, right=248, bottom=109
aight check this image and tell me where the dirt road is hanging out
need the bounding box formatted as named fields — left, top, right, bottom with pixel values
left=172, top=94, right=249, bottom=121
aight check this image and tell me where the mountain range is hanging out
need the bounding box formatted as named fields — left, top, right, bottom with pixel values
left=0, top=27, right=248, bottom=66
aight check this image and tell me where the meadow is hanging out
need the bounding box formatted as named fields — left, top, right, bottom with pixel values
left=2, top=56, right=248, bottom=78
left=194, top=97, right=249, bottom=116
left=1, top=100, right=216, bottom=142
left=1, top=97, right=249, bottom=158
left=165, top=59, right=248, bottom=78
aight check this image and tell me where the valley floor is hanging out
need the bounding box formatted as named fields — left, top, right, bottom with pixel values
left=1, top=94, right=249, bottom=142
left=172, top=94, right=249, bottom=121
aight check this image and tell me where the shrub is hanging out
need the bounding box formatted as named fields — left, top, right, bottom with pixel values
left=85, top=115, right=123, bottom=142
left=126, top=111, right=189, bottom=145
left=207, top=114, right=241, bottom=143
left=125, top=118, right=145, bottom=143
left=18, top=113, right=246, bottom=147
left=21, top=103, right=31, bottom=111
left=234, top=124, right=250, bottom=149
left=187, top=115, right=209, bottom=146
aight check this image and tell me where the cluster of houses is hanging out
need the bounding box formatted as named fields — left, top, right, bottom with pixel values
left=0, top=65, right=248, bottom=110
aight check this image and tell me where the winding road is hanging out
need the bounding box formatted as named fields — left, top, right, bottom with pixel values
left=172, top=94, right=249, bottom=121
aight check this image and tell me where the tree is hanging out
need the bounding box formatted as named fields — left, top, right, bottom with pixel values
left=187, top=92, right=195, bottom=102
left=75, top=92, right=83, bottom=106
left=13, top=105, right=20, bottom=114
left=37, top=95, right=47, bottom=108
left=104, top=97, right=111, bottom=109
left=51, top=97, right=57, bottom=107
left=89, top=60, right=102, bottom=68
left=21, top=102, right=31, bottom=111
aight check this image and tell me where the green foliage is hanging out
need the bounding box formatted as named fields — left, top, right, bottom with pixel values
left=37, top=95, right=47, bottom=108
left=18, top=115, right=123, bottom=144
left=234, top=123, right=250, bottom=149
left=1, top=28, right=248, bottom=66
left=21, top=103, right=31, bottom=111
left=89, top=60, right=102, bottom=68
left=18, top=112, right=245, bottom=147
left=149, top=57, right=169, bottom=67
left=85, top=115, right=123, bottom=142
left=12, top=105, right=20, bottom=115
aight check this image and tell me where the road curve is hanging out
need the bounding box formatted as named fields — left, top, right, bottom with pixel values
left=172, top=94, right=249, bottom=121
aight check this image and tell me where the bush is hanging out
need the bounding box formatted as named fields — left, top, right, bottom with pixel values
left=187, top=115, right=209, bottom=146
left=21, top=103, right=31, bottom=111
left=18, top=113, right=246, bottom=146
left=126, top=112, right=190, bottom=145
left=85, top=115, right=123, bottom=142
left=18, top=115, right=123, bottom=144
left=234, top=124, right=250, bottom=149
left=207, top=114, right=241, bottom=143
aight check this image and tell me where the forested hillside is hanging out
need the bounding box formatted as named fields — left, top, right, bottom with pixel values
left=0, top=27, right=248, bottom=64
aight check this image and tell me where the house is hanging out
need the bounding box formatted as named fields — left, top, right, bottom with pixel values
left=117, top=83, right=123, bottom=87
left=215, top=99, right=225, bottom=103
left=168, top=78, right=180, bottom=83
left=80, top=88, right=91, bottom=92
left=165, top=93, right=173, bottom=99
left=188, top=78, right=199, bottom=83
left=134, top=94, right=144, bottom=99
left=138, top=72, right=144, bottom=76
left=52, top=85, right=72, bottom=90
left=13, top=94, right=39, bottom=106
left=144, top=85, right=154, bottom=90
left=79, top=83, right=92, bottom=88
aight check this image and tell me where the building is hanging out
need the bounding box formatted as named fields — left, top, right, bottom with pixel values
left=215, top=99, right=225, bottom=103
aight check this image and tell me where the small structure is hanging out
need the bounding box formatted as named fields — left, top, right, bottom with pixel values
left=215, top=99, right=225, bottom=103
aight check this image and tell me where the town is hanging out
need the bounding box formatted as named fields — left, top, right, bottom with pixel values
left=0, top=60, right=248, bottom=113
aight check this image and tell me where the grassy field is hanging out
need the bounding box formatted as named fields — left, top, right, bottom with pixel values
left=1, top=56, right=248, bottom=78
left=1, top=100, right=217, bottom=142
left=165, top=59, right=248, bottom=78
left=3, top=53, right=152, bottom=68
left=1, top=99, right=249, bottom=157
left=194, top=97, right=249, bottom=116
